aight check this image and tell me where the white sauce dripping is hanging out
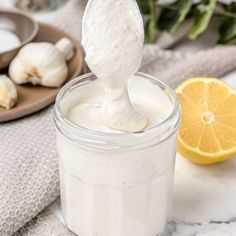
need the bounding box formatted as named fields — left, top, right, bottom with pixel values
left=82, top=0, right=147, bottom=132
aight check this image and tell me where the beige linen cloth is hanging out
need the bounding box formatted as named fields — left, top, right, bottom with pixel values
left=1, top=0, right=236, bottom=235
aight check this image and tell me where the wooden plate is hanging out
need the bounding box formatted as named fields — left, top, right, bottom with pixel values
left=0, top=23, right=84, bottom=122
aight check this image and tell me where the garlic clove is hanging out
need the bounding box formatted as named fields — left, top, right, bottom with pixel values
left=41, top=63, right=68, bottom=87
left=55, top=37, right=75, bottom=61
left=9, top=39, right=74, bottom=88
left=0, top=75, right=18, bottom=109
left=9, top=43, right=44, bottom=86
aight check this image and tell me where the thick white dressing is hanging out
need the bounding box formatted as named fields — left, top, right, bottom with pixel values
left=57, top=1, right=178, bottom=236
left=81, top=0, right=147, bottom=132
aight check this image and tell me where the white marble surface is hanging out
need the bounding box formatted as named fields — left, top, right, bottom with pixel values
left=166, top=73, right=236, bottom=236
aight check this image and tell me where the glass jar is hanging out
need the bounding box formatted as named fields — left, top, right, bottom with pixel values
left=54, top=72, right=181, bottom=236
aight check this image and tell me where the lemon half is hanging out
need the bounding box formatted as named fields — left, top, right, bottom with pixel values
left=176, top=78, right=236, bottom=165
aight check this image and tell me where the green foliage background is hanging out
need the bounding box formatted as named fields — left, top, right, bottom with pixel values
left=137, top=0, right=236, bottom=44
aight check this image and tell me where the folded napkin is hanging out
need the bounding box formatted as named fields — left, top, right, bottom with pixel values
left=0, top=107, right=59, bottom=236
left=1, top=0, right=236, bottom=235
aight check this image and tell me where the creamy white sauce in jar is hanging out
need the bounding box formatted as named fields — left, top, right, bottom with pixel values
left=67, top=76, right=172, bottom=133
left=55, top=73, right=181, bottom=236
left=54, top=0, right=181, bottom=235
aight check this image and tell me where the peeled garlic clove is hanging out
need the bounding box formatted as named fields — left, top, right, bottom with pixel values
left=9, top=38, right=75, bottom=88
left=0, top=75, right=18, bottom=109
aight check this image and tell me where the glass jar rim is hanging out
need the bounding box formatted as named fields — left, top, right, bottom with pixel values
left=54, top=72, right=181, bottom=147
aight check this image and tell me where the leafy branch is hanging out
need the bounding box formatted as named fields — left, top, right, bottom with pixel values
left=137, top=0, right=236, bottom=44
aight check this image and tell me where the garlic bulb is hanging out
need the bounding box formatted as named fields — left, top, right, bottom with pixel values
left=9, top=37, right=75, bottom=88
left=0, top=75, right=18, bottom=109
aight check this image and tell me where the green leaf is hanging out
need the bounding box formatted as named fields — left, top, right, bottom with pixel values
left=145, top=18, right=158, bottom=43
left=218, top=17, right=236, bottom=44
left=137, top=0, right=151, bottom=14
left=224, top=37, right=236, bottom=45
left=218, top=2, right=236, bottom=44
left=158, top=0, right=192, bottom=34
left=189, top=0, right=216, bottom=40
left=144, top=0, right=158, bottom=44
left=223, top=2, right=236, bottom=13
